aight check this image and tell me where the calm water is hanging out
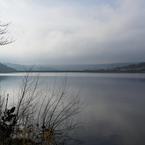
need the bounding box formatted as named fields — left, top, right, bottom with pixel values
left=0, top=73, right=145, bottom=145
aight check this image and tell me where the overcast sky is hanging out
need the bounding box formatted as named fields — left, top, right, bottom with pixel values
left=0, top=0, right=145, bottom=65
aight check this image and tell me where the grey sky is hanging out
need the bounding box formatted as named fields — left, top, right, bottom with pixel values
left=0, top=0, right=145, bottom=64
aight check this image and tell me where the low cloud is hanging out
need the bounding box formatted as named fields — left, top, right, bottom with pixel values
left=0, top=0, right=145, bottom=64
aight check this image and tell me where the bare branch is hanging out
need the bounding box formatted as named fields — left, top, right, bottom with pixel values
left=0, top=22, right=13, bottom=46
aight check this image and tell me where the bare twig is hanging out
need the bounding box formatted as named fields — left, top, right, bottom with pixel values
left=0, top=22, right=13, bottom=46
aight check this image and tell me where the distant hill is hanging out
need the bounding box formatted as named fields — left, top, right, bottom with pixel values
left=0, top=63, right=16, bottom=73
left=3, top=62, right=145, bottom=73
left=111, top=62, right=145, bottom=73
left=5, top=63, right=131, bottom=72
left=5, top=63, right=57, bottom=71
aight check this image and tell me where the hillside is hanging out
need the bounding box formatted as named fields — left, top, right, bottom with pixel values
left=0, top=63, right=16, bottom=73
left=3, top=62, right=145, bottom=73
left=111, top=62, right=145, bottom=72
left=5, top=63, right=131, bottom=72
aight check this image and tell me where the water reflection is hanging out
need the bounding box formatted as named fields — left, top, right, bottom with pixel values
left=0, top=73, right=145, bottom=145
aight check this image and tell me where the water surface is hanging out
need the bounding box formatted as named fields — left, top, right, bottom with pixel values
left=0, top=73, right=145, bottom=145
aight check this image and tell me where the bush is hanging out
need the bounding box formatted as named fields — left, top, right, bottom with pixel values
left=0, top=74, right=81, bottom=145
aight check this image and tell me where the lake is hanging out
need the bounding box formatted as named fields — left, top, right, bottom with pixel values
left=0, top=73, right=145, bottom=145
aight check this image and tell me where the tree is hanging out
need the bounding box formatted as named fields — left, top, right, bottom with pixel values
left=0, top=22, right=12, bottom=46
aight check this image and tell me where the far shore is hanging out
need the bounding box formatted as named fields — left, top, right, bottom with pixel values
left=0, top=70, right=145, bottom=74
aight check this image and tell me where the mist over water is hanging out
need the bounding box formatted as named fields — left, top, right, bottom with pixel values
left=0, top=73, right=145, bottom=145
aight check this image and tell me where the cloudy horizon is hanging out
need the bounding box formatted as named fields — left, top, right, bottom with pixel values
left=0, top=0, right=145, bottom=65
